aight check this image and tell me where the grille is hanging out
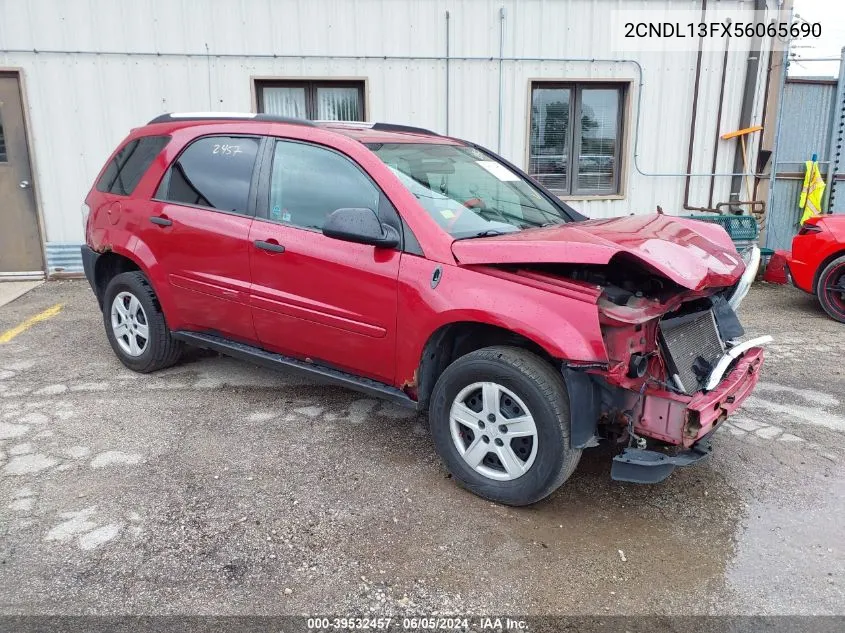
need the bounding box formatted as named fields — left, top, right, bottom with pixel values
left=659, top=309, right=725, bottom=394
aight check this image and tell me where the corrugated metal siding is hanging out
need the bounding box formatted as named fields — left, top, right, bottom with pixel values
left=775, top=80, right=836, bottom=173
left=766, top=80, right=837, bottom=251
left=45, top=242, right=83, bottom=276
left=0, top=0, right=774, bottom=250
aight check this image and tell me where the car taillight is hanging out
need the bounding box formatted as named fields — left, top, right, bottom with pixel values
left=798, top=223, right=823, bottom=235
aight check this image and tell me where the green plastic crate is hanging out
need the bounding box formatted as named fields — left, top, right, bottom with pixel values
left=684, top=214, right=759, bottom=241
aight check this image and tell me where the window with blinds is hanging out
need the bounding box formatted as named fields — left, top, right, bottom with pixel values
left=256, top=80, right=365, bottom=122
left=529, top=83, right=625, bottom=196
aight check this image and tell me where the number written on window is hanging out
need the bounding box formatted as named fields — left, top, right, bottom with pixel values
left=211, top=143, right=243, bottom=156
left=161, top=136, right=259, bottom=214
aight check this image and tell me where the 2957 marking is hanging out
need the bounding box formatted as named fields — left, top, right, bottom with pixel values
left=624, top=21, right=821, bottom=39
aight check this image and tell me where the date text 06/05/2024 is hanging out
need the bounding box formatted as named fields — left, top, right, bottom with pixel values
left=624, top=21, right=821, bottom=39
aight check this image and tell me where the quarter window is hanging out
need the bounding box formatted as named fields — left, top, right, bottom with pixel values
left=529, top=83, right=625, bottom=196
left=257, top=80, right=365, bottom=121
left=96, top=135, right=170, bottom=195
left=159, top=136, right=259, bottom=214
left=268, top=140, right=379, bottom=231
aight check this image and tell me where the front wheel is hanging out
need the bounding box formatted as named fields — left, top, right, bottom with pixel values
left=429, top=346, right=581, bottom=506
left=816, top=255, right=845, bottom=323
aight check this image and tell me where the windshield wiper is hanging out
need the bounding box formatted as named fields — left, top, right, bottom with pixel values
left=457, top=229, right=511, bottom=239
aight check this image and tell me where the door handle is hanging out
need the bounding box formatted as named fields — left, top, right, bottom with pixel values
left=19, top=180, right=31, bottom=189
left=150, top=216, right=173, bottom=227
left=254, top=240, right=285, bottom=253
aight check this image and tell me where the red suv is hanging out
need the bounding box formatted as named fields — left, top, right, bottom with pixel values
left=82, top=113, right=769, bottom=505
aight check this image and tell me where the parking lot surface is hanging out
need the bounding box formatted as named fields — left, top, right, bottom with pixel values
left=0, top=280, right=843, bottom=615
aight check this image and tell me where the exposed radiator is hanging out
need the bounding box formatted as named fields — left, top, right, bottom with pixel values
left=659, top=309, right=725, bottom=394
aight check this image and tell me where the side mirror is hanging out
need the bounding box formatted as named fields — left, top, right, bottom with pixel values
left=322, top=207, right=400, bottom=248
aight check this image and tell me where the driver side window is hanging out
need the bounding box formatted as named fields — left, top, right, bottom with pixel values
left=268, top=140, right=380, bottom=231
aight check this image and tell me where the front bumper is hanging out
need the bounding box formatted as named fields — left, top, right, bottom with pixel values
left=607, top=347, right=764, bottom=483
left=633, top=347, right=765, bottom=447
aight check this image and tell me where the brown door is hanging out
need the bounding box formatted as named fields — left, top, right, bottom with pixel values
left=0, top=72, right=42, bottom=274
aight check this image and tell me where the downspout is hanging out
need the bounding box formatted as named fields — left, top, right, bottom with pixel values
left=752, top=26, right=774, bottom=202
left=681, top=0, right=709, bottom=212
left=445, top=11, right=450, bottom=135
left=497, top=6, right=506, bottom=153
left=822, top=46, right=845, bottom=213
left=708, top=29, right=731, bottom=209
left=728, top=0, right=767, bottom=213
left=763, top=26, right=792, bottom=250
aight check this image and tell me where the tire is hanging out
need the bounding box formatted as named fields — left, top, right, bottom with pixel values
left=102, top=271, right=183, bottom=373
left=816, top=255, right=845, bottom=324
left=429, top=346, right=581, bottom=506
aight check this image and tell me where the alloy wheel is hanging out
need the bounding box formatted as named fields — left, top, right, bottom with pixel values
left=110, top=291, right=149, bottom=357
left=449, top=381, right=538, bottom=481
left=823, top=263, right=845, bottom=317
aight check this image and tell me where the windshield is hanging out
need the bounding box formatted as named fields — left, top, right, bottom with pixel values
left=367, top=143, right=572, bottom=239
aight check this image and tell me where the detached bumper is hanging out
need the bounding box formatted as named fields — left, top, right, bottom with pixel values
left=611, top=437, right=713, bottom=484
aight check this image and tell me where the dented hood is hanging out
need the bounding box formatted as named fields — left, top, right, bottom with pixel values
left=451, top=214, right=745, bottom=291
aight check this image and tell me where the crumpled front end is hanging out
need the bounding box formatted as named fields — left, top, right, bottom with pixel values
left=562, top=246, right=769, bottom=482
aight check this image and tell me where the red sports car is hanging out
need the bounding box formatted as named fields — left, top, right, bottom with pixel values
left=781, top=215, right=845, bottom=323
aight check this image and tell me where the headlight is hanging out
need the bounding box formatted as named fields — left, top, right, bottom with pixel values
left=728, top=245, right=760, bottom=311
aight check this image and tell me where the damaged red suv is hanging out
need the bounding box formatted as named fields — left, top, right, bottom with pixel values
left=82, top=113, right=768, bottom=505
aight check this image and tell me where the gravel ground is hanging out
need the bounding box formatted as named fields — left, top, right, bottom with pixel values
left=0, top=280, right=843, bottom=616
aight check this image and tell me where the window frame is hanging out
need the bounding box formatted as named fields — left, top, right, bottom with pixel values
left=527, top=81, right=627, bottom=198
left=255, top=136, right=417, bottom=253
left=255, top=79, right=367, bottom=121
left=152, top=133, right=266, bottom=218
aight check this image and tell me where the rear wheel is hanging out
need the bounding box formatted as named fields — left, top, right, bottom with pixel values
left=816, top=255, right=845, bottom=323
left=102, top=271, right=183, bottom=372
left=429, top=346, right=581, bottom=506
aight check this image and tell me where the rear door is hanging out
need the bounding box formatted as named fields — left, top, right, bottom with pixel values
left=0, top=72, right=42, bottom=276
left=140, top=134, right=262, bottom=342
left=248, top=138, right=401, bottom=383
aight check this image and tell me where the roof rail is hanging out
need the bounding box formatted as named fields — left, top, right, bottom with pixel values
left=314, top=120, right=439, bottom=136
left=370, top=122, right=439, bottom=136
left=147, top=112, right=315, bottom=126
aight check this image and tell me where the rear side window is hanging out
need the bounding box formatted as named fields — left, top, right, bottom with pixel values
left=158, top=136, right=260, bottom=215
left=97, top=135, right=170, bottom=195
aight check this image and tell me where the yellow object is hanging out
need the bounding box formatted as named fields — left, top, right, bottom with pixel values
left=720, top=125, right=763, bottom=140
left=0, top=303, right=64, bottom=344
left=799, top=160, right=825, bottom=224
left=721, top=125, right=763, bottom=202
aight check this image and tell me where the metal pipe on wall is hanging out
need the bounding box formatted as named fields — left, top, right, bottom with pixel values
left=497, top=6, right=506, bottom=153
left=708, top=28, right=731, bottom=209
left=822, top=46, right=845, bottom=213
left=728, top=0, right=767, bottom=211
left=763, top=25, right=792, bottom=250
left=445, top=10, right=450, bottom=135
left=682, top=0, right=710, bottom=212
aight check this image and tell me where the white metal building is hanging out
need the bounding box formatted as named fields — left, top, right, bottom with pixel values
left=0, top=0, right=784, bottom=277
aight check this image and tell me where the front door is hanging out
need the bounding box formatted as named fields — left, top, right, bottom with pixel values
left=249, top=138, right=401, bottom=383
left=0, top=72, right=42, bottom=275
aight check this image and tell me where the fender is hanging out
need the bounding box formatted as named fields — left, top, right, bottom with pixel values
left=394, top=256, right=608, bottom=393
left=89, top=235, right=178, bottom=324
